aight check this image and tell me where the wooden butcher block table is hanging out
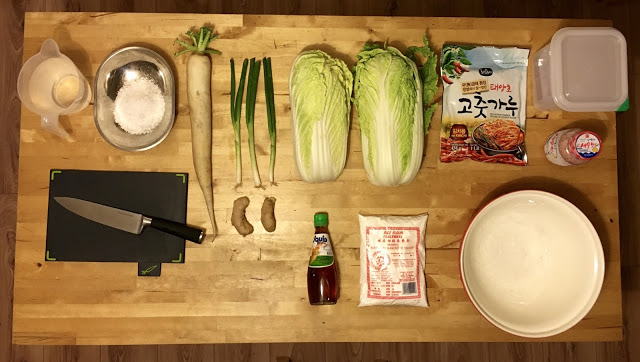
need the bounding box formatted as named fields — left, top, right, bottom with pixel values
left=14, top=13, right=621, bottom=344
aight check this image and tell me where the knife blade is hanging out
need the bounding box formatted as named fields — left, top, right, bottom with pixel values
left=54, top=197, right=204, bottom=244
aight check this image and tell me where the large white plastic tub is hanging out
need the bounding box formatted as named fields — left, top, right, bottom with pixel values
left=533, top=27, right=628, bottom=112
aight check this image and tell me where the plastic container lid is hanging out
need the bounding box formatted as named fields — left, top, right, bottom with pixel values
left=314, top=213, right=328, bottom=227
left=550, top=27, right=628, bottom=112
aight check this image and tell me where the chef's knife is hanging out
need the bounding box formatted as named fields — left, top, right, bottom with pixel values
left=54, top=197, right=204, bottom=244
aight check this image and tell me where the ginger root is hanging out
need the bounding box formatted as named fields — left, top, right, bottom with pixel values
left=261, top=197, right=276, bottom=232
left=231, top=196, right=254, bottom=236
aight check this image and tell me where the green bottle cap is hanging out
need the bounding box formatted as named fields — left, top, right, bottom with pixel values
left=314, top=213, right=328, bottom=227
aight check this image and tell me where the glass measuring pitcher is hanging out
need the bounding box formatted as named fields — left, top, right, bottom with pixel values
left=17, top=39, right=92, bottom=139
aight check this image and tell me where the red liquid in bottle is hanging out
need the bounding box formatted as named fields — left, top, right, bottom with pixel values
left=307, top=213, right=338, bottom=305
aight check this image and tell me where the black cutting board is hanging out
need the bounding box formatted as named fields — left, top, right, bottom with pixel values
left=45, top=170, right=188, bottom=266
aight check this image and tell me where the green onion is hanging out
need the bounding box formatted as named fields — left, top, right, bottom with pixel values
left=263, top=57, right=277, bottom=185
left=245, top=58, right=262, bottom=188
left=230, top=59, right=248, bottom=188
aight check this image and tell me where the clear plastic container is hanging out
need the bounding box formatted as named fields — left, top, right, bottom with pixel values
left=533, top=27, right=628, bottom=112
left=17, top=39, right=92, bottom=139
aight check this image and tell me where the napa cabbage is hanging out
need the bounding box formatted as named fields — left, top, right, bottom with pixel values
left=289, top=50, right=353, bottom=183
left=354, top=34, right=438, bottom=186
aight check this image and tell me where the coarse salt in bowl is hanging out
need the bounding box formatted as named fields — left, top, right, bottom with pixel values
left=460, top=190, right=605, bottom=338
left=113, top=77, right=166, bottom=135
left=94, top=47, right=175, bottom=151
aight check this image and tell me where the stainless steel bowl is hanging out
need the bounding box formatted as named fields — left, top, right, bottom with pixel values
left=94, top=47, right=175, bottom=151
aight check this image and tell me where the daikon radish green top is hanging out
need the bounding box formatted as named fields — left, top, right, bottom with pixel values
left=289, top=50, right=353, bottom=183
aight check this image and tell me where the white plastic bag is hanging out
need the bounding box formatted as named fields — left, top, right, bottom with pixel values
left=358, top=213, right=429, bottom=307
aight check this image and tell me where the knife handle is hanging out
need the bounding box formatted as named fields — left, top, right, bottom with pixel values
left=149, top=217, right=205, bottom=244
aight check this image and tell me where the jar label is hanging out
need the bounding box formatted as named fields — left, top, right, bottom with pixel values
left=575, top=133, right=601, bottom=159
left=544, top=131, right=571, bottom=166
left=309, top=233, right=334, bottom=268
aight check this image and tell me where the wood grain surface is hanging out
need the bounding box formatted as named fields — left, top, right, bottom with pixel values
left=3, top=0, right=639, bottom=361
left=0, top=1, right=22, bottom=195
left=12, top=12, right=623, bottom=345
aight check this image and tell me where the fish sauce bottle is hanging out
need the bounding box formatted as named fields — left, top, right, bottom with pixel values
left=307, top=213, right=338, bottom=305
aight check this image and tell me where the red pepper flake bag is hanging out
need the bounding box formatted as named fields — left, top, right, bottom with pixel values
left=440, top=44, right=529, bottom=166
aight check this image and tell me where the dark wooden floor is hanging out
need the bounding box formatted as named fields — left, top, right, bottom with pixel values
left=1, top=0, right=638, bottom=361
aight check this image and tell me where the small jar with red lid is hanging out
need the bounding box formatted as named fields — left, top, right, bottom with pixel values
left=544, top=128, right=602, bottom=166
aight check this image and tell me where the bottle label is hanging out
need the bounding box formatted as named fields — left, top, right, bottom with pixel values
left=574, top=132, right=601, bottom=159
left=309, top=233, right=334, bottom=268
left=364, top=226, right=422, bottom=300
left=544, top=130, right=571, bottom=166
